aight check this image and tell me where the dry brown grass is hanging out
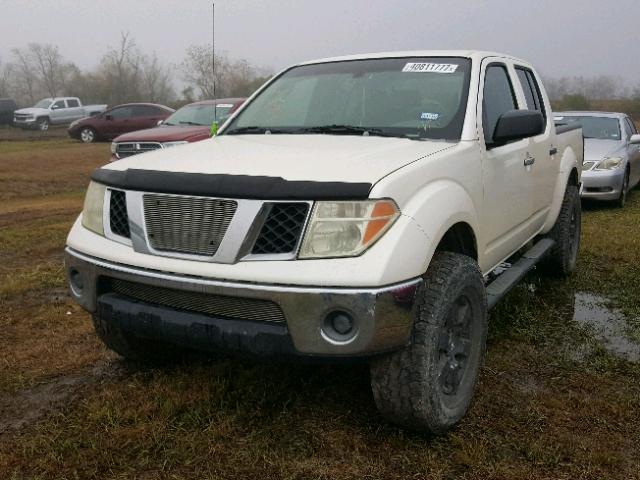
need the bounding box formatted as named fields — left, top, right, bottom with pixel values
left=0, top=139, right=639, bottom=479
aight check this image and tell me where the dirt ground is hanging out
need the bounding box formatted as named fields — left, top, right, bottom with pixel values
left=0, top=137, right=639, bottom=479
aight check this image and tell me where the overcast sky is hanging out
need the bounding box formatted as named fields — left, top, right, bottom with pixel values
left=1, top=0, right=638, bottom=82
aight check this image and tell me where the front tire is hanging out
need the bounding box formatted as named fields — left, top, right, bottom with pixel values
left=615, top=168, right=630, bottom=208
left=370, top=252, right=488, bottom=434
left=38, top=117, right=49, bottom=131
left=541, top=184, right=581, bottom=277
left=79, top=127, right=97, bottom=143
left=92, top=314, right=186, bottom=364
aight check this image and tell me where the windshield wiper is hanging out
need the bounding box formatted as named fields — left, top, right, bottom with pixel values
left=294, top=124, right=404, bottom=138
left=225, top=126, right=287, bottom=135
left=179, top=121, right=202, bottom=126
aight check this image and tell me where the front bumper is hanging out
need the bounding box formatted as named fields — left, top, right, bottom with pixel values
left=13, top=118, right=38, bottom=129
left=580, top=168, right=625, bottom=201
left=65, top=247, right=421, bottom=358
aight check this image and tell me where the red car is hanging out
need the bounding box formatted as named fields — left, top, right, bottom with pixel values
left=110, top=98, right=245, bottom=160
left=68, top=103, right=174, bottom=143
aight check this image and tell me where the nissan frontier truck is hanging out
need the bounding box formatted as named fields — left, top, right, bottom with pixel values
left=65, top=51, right=583, bottom=433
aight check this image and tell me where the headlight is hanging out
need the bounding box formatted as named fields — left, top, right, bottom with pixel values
left=299, top=200, right=400, bottom=258
left=162, top=141, right=188, bottom=148
left=110, top=142, right=117, bottom=154
left=595, top=157, right=623, bottom=170
left=81, top=181, right=106, bottom=236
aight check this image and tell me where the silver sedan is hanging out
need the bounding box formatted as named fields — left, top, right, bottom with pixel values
left=554, top=111, right=640, bottom=207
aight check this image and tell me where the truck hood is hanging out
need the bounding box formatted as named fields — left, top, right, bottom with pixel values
left=14, top=107, right=48, bottom=116
left=105, top=134, right=456, bottom=184
left=584, top=138, right=625, bottom=161
left=114, top=125, right=210, bottom=143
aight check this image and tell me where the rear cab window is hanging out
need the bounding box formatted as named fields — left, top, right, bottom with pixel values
left=514, top=67, right=547, bottom=129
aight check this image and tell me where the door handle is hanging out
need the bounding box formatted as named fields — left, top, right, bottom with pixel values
left=524, top=154, right=536, bottom=166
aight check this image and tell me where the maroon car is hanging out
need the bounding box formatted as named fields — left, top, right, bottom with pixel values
left=110, top=98, right=245, bottom=160
left=68, top=103, right=174, bottom=143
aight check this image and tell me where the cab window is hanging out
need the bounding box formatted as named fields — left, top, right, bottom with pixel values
left=482, top=64, right=516, bottom=144
left=52, top=100, right=66, bottom=109
left=67, top=99, right=80, bottom=108
left=515, top=67, right=547, bottom=129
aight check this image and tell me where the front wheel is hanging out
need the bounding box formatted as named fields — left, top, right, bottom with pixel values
left=370, top=252, right=488, bottom=434
left=615, top=168, right=630, bottom=208
left=38, top=117, right=49, bottom=131
left=80, top=127, right=97, bottom=143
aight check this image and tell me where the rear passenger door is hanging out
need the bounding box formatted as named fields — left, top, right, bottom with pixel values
left=65, top=98, right=83, bottom=122
left=479, top=60, right=536, bottom=269
left=513, top=66, right=555, bottom=224
left=131, top=105, right=163, bottom=130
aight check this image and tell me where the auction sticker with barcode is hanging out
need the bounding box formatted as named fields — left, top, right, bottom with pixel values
left=402, top=63, right=458, bottom=73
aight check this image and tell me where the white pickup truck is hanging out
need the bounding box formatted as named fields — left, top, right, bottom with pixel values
left=65, top=51, right=583, bottom=433
left=13, top=97, right=107, bottom=130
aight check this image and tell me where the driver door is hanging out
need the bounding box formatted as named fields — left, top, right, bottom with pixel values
left=479, top=60, right=536, bottom=269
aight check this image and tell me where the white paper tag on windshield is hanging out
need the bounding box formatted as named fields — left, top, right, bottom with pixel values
left=402, top=63, right=458, bottom=74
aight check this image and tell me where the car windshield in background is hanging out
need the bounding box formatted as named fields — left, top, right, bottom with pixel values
left=558, top=116, right=621, bottom=140
left=34, top=99, right=52, bottom=108
left=225, top=57, right=472, bottom=140
left=164, top=104, right=235, bottom=127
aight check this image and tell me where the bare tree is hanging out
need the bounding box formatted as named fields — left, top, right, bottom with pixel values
left=0, top=58, right=13, bottom=98
left=181, top=44, right=270, bottom=99
left=11, top=47, right=37, bottom=104
left=28, top=43, right=68, bottom=97
left=99, top=32, right=144, bottom=104
left=141, top=54, right=174, bottom=104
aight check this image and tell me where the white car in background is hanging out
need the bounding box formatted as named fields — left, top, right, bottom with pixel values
left=13, top=97, right=107, bottom=131
left=555, top=111, right=640, bottom=207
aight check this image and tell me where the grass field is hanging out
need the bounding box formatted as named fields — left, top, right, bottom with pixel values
left=0, top=138, right=639, bottom=479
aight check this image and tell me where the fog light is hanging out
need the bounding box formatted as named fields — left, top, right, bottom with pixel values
left=332, top=313, right=353, bottom=335
left=322, top=311, right=357, bottom=343
left=69, top=267, right=84, bottom=295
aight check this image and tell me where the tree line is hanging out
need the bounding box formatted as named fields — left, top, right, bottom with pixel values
left=2, top=37, right=640, bottom=118
left=0, top=33, right=272, bottom=108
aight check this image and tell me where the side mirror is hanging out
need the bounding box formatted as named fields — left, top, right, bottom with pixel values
left=51, top=105, right=59, bottom=110
left=629, top=133, right=640, bottom=145
left=105, top=114, right=113, bottom=121
left=492, top=110, right=544, bottom=145
left=157, top=119, right=164, bottom=126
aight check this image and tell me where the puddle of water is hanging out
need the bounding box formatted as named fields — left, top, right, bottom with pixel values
left=573, top=292, right=640, bottom=362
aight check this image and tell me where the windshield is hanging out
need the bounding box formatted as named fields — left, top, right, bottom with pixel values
left=556, top=116, right=621, bottom=140
left=164, top=103, right=235, bottom=126
left=34, top=99, right=52, bottom=109
left=224, top=57, right=472, bottom=140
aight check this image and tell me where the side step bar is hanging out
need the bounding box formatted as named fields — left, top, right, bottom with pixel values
left=486, top=238, right=555, bottom=309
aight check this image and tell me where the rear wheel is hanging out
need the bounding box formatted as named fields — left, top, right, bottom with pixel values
left=370, top=252, right=488, bottom=434
left=92, top=314, right=186, bottom=364
left=541, top=184, right=581, bottom=277
left=80, top=127, right=97, bottom=143
left=615, top=167, right=630, bottom=208
left=38, top=117, right=49, bottom=131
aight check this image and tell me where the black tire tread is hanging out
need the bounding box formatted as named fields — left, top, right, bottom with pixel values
left=370, top=252, right=487, bottom=434
left=541, top=184, right=580, bottom=277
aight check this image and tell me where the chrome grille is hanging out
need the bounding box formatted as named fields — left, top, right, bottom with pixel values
left=143, top=194, right=237, bottom=256
left=14, top=113, right=31, bottom=120
left=109, top=278, right=286, bottom=323
left=116, top=142, right=162, bottom=159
